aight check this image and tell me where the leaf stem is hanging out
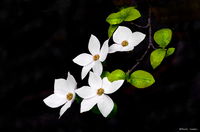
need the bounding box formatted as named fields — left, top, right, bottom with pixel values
left=127, top=7, right=156, bottom=74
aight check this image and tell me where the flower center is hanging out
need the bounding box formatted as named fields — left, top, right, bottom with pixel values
left=121, top=40, right=129, bottom=47
left=97, top=88, right=104, bottom=96
left=66, top=93, right=73, bottom=101
left=93, top=54, right=100, bottom=61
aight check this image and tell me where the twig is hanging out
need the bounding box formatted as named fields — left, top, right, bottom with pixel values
left=127, top=7, right=156, bottom=74
left=131, top=22, right=150, bottom=28
left=148, top=8, right=156, bottom=50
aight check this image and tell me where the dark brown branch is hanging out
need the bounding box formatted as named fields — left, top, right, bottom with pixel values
left=131, top=22, right=150, bottom=28
left=127, top=7, right=156, bottom=74
left=148, top=7, right=156, bottom=50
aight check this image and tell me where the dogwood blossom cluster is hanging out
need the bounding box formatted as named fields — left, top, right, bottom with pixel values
left=43, top=26, right=146, bottom=118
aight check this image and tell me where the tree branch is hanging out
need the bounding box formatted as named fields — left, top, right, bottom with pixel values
left=131, top=22, right=150, bottom=28
left=127, top=7, right=156, bottom=74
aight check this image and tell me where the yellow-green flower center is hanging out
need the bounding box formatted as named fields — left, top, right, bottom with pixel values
left=121, top=40, right=129, bottom=47
left=93, top=54, right=100, bottom=61
left=97, top=88, right=104, bottom=96
left=66, top=93, right=73, bottom=101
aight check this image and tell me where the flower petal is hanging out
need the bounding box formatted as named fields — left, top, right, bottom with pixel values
left=109, top=44, right=122, bottom=53
left=97, top=95, right=114, bottom=117
left=73, top=53, right=93, bottom=66
left=43, top=94, right=66, bottom=108
left=102, top=77, right=111, bottom=90
left=130, top=32, right=146, bottom=47
left=80, top=96, right=100, bottom=113
left=88, top=72, right=102, bottom=89
left=100, top=39, right=109, bottom=62
left=75, top=86, right=96, bottom=99
left=88, top=34, right=101, bottom=55
left=81, top=62, right=95, bottom=79
left=113, top=26, right=133, bottom=44
left=65, top=72, right=77, bottom=92
left=54, top=79, right=68, bottom=95
left=104, top=80, right=124, bottom=94
left=59, top=101, right=72, bottom=118
left=120, top=44, right=134, bottom=52
left=92, top=61, right=103, bottom=76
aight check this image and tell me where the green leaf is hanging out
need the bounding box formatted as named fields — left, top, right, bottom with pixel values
left=91, top=105, right=101, bottom=115
left=107, top=103, right=118, bottom=118
left=153, top=28, right=172, bottom=48
left=108, top=69, right=126, bottom=82
left=106, top=12, right=125, bottom=25
left=128, top=70, right=155, bottom=88
left=166, top=47, right=175, bottom=57
left=121, top=7, right=141, bottom=21
left=108, top=25, right=118, bottom=38
left=150, top=49, right=166, bottom=69
left=106, top=7, right=141, bottom=25
left=75, top=96, right=82, bottom=103
left=101, top=71, right=110, bottom=78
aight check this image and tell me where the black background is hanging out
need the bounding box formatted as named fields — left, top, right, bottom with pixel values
left=0, top=0, right=200, bottom=132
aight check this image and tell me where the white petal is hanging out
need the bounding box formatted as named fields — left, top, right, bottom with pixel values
left=43, top=94, right=66, bottom=108
left=88, top=34, right=100, bottom=55
left=88, top=71, right=102, bottom=89
left=80, top=96, right=100, bottom=113
left=109, top=44, right=122, bottom=53
left=75, top=86, right=96, bottom=99
left=100, top=39, right=109, bottom=62
left=59, top=101, right=72, bottom=118
left=65, top=72, right=77, bottom=92
left=97, top=95, right=114, bottom=117
left=54, top=79, right=68, bottom=95
left=73, top=53, right=93, bottom=66
left=120, top=44, right=134, bottom=52
left=113, top=26, right=133, bottom=44
left=92, top=61, right=103, bottom=76
left=81, top=62, right=95, bottom=79
left=102, top=77, right=111, bottom=90
left=104, top=80, right=124, bottom=94
left=130, top=32, right=146, bottom=47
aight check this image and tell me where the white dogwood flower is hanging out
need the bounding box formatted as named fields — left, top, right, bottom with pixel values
left=43, top=72, right=77, bottom=118
left=75, top=72, right=124, bottom=117
left=109, top=26, right=146, bottom=53
left=73, top=35, right=109, bottom=79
